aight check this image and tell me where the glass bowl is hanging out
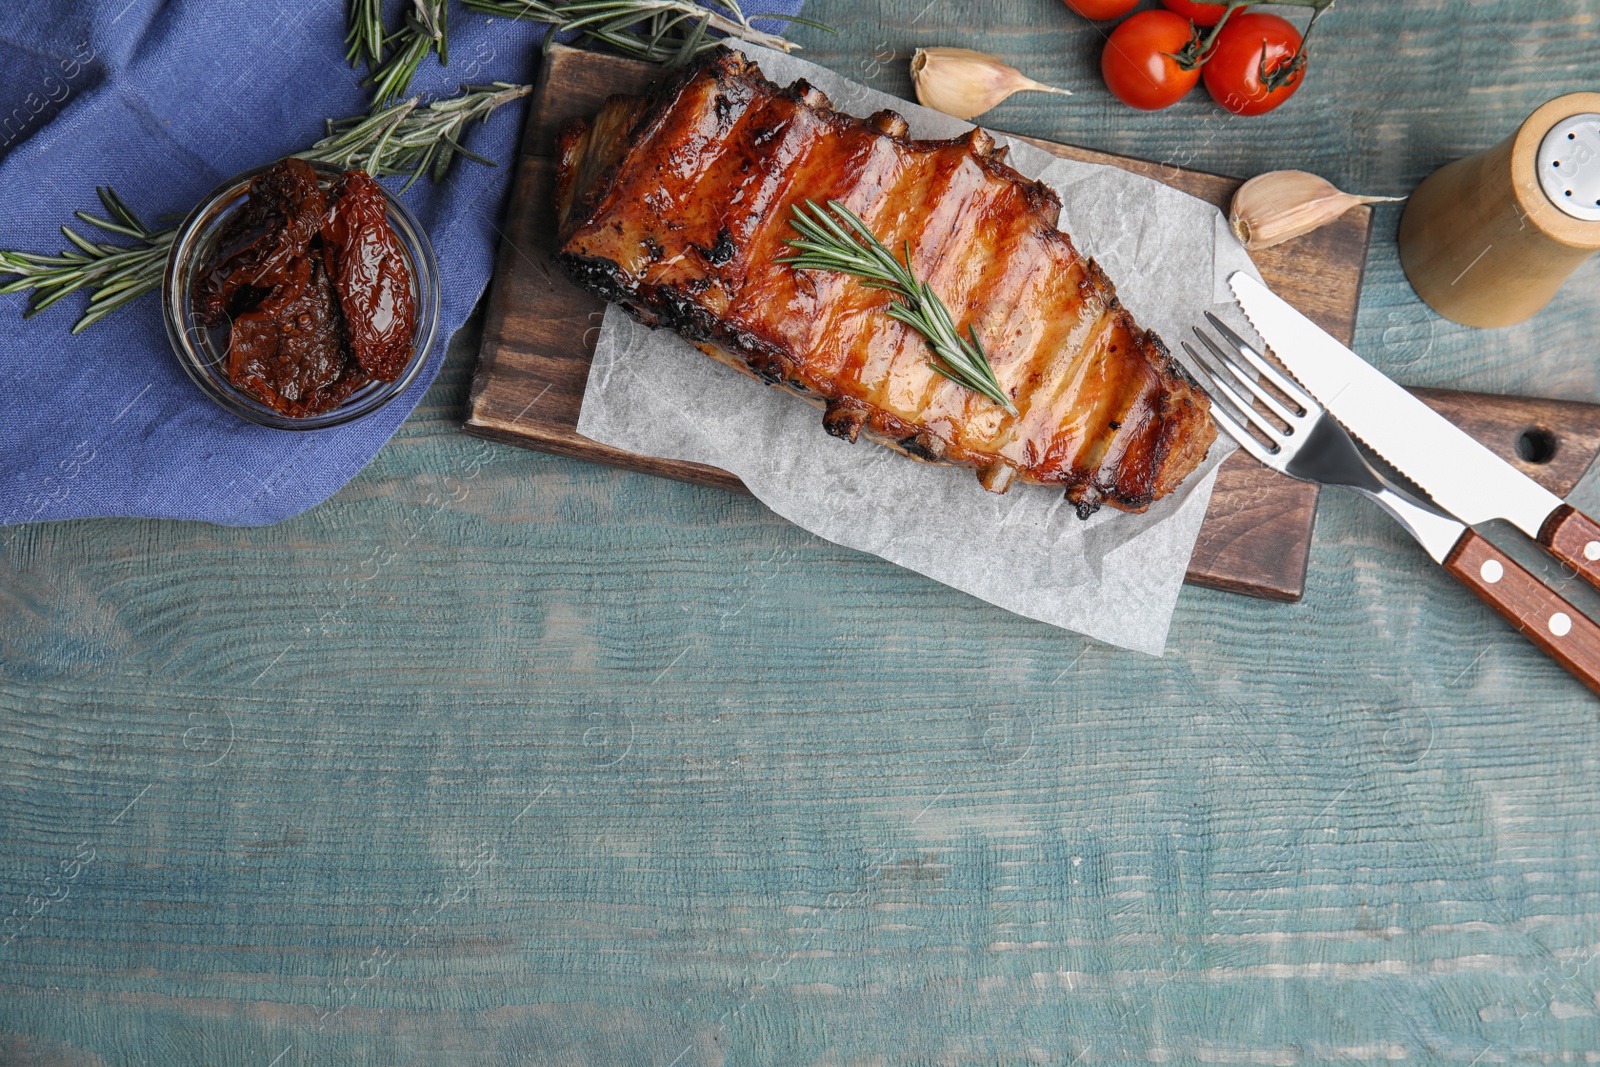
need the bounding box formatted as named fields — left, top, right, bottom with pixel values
left=162, top=159, right=440, bottom=430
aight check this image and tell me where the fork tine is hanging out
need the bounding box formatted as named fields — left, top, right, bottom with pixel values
left=1182, top=340, right=1284, bottom=445
left=1204, top=312, right=1313, bottom=411
left=1181, top=342, right=1281, bottom=458
left=1179, top=339, right=1253, bottom=421
left=1214, top=404, right=1279, bottom=465
left=1191, top=327, right=1301, bottom=428
left=1190, top=372, right=1280, bottom=463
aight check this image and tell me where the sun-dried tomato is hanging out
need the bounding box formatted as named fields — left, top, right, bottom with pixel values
left=320, top=170, right=415, bottom=382
left=196, top=158, right=327, bottom=326
left=227, top=255, right=364, bottom=416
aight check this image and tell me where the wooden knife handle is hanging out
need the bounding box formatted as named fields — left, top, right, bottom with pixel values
left=1445, top=529, right=1600, bottom=697
left=1541, top=505, right=1600, bottom=595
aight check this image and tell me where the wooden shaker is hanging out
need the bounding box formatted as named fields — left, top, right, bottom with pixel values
left=1399, top=92, right=1600, bottom=328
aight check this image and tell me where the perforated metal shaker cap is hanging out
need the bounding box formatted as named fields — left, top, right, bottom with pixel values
left=1538, top=112, right=1600, bottom=222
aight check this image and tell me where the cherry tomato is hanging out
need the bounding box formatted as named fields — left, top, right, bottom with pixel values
left=1101, top=10, right=1202, bottom=111
left=1160, top=0, right=1232, bottom=26
left=1202, top=11, right=1308, bottom=115
left=1062, top=0, right=1140, bottom=19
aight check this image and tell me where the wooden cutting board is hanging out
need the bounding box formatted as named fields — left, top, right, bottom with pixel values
left=465, top=43, right=1600, bottom=601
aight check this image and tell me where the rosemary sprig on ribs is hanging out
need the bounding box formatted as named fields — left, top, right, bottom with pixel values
left=779, top=199, right=1018, bottom=416
left=0, top=83, right=529, bottom=333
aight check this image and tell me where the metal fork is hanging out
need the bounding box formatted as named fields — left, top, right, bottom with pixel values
left=1182, top=313, right=1600, bottom=697
left=1181, top=313, right=1464, bottom=562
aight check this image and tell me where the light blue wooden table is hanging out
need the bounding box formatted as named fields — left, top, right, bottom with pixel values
left=4, top=2, right=1600, bottom=1063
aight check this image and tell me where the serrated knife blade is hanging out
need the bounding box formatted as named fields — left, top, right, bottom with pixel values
left=1228, top=271, right=1600, bottom=593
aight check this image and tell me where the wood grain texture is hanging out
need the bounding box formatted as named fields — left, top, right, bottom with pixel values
left=7, top=4, right=1600, bottom=1066
left=1411, top=387, right=1600, bottom=497
left=1443, top=528, right=1600, bottom=696
left=466, top=43, right=1379, bottom=601
left=1542, top=504, right=1600, bottom=594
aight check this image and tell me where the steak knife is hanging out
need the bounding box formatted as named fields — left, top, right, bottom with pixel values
left=1229, top=271, right=1600, bottom=592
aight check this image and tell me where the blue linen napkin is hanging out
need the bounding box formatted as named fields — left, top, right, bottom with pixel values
left=0, top=0, right=804, bottom=527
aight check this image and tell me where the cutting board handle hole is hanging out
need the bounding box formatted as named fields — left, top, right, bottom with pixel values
left=1516, top=426, right=1559, bottom=464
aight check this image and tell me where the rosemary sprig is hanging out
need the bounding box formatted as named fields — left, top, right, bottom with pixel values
left=0, top=188, right=172, bottom=333
left=779, top=199, right=1017, bottom=416
left=0, top=82, right=529, bottom=333
left=299, top=81, right=530, bottom=191
left=368, top=0, right=451, bottom=104
left=345, top=0, right=388, bottom=69
left=459, top=0, right=824, bottom=64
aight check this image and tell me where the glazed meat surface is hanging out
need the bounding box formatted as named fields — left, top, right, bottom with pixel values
left=554, top=48, right=1215, bottom=514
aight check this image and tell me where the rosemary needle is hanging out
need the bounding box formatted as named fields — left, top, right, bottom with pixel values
left=344, top=0, right=388, bottom=70
left=778, top=199, right=1017, bottom=416
left=0, top=83, right=530, bottom=333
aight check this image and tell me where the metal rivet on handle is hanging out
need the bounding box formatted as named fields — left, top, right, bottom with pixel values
left=1550, top=612, right=1573, bottom=638
left=1480, top=559, right=1504, bottom=584
left=1586, top=541, right=1600, bottom=561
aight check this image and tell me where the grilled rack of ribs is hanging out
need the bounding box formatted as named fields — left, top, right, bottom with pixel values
left=553, top=47, right=1215, bottom=516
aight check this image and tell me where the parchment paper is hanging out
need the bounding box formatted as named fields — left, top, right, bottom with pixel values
left=576, top=45, right=1263, bottom=655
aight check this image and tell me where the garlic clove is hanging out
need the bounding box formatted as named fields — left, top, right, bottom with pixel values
left=911, top=48, right=1072, bottom=122
left=1229, top=170, right=1405, bottom=251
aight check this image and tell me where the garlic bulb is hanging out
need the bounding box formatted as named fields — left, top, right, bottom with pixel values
left=910, top=48, right=1071, bottom=122
left=1230, top=170, right=1404, bottom=251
